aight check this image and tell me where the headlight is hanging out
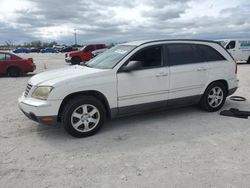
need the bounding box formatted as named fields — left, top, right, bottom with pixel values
left=31, top=86, right=53, bottom=100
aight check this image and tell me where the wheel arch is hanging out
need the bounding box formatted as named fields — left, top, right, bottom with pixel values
left=57, top=90, right=111, bottom=122
left=203, top=79, right=229, bottom=95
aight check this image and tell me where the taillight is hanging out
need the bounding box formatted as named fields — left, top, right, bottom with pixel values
left=28, top=58, right=33, bottom=64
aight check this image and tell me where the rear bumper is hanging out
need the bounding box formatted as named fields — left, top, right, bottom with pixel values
left=228, top=87, right=238, bottom=96
left=65, top=57, right=72, bottom=63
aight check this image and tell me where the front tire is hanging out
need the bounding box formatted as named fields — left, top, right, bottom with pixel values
left=200, top=82, right=227, bottom=112
left=7, top=67, right=20, bottom=77
left=62, top=96, right=106, bottom=138
left=71, top=56, right=81, bottom=65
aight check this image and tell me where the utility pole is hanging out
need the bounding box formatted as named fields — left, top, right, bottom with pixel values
left=74, top=29, right=77, bottom=46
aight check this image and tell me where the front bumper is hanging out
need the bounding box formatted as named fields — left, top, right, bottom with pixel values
left=65, top=56, right=72, bottom=63
left=18, top=95, right=61, bottom=125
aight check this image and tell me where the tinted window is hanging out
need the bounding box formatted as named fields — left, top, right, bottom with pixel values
left=226, top=41, right=236, bottom=49
left=84, top=45, right=95, bottom=52
left=167, top=44, right=201, bottom=66
left=96, top=44, right=105, bottom=49
left=129, top=46, right=162, bottom=68
left=197, top=45, right=226, bottom=62
left=0, top=53, right=5, bottom=60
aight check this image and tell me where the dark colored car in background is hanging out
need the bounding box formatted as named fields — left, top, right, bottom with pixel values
left=0, top=52, right=36, bottom=77
left=60, top=46, right=78, bottom=53
left=65, top=44, right=107, bottom=65
left=40, top=48, right=57, bottom=53
left=13, top=48, right=31, bottom=53
left=30, top=48, right=42, bottom=53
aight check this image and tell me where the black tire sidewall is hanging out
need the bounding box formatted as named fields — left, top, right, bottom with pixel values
left=201, top=82, right=227, bottom=112
left=8, top=67, right=20, bottom=77
left=62, top=96, right=106, bottom=138
left=71, top=57, right=81, bottom=65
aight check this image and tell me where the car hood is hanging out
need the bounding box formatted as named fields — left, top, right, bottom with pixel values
left=68, top=50, right=81, bottom=56
left=28, top=65, right=107, bottom=86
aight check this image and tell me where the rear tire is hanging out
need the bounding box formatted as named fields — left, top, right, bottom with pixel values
left=200, top=82, right=227, bottom=112
left=62, top=96, right=106, bottom=138
left=7, top=67, right=20, bottom=77
left=71, top=56, right=81, bottom=65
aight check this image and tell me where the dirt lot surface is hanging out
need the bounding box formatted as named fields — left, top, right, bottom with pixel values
left=0, top=53, right=250, bottom=188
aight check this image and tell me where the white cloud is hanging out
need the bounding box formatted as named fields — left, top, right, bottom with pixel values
left=0, top=0, right=249, bottom=44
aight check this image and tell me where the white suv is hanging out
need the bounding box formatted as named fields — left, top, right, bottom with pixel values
left=18, top=39, right=238, bottom=137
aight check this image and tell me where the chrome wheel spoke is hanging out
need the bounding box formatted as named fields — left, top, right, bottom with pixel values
left=89, top=108, right=98, bottom=116
left=72, top=112, right=82, bottom=119
left=83, top=122, right=90, bottom=131
left=208, top=94, right=214, bottom=99
left=89, top=117, right=98, bottom=124
left=72, top=120, right=83, bottom=129
left=82, top=105, right=88, bottom=114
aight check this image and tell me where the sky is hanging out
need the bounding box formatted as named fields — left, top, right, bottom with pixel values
left=0, top=0, right=249, bottom=45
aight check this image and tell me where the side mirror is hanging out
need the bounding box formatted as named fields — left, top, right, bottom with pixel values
left=121, top=61, right=142, bottom=72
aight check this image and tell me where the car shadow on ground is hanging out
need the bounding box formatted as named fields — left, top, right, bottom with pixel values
left=33, top=105, right=226, bottom=151
left=0, top=73, right=36, bottom=78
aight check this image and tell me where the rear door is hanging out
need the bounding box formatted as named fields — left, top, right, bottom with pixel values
left=166, top=43, right=208, bottom=101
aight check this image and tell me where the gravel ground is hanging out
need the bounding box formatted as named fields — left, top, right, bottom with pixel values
left=0, top=53, right=250, bottom=188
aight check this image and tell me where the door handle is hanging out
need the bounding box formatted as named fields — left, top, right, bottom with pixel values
left=155, top=72, right=168, bottom=77
left=197, top=68, right=207, bottom=71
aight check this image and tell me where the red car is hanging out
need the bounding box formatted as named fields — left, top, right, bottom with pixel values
left=65, top=44, right=107, bottom=65
left=0, top=51, right=36, bottom=77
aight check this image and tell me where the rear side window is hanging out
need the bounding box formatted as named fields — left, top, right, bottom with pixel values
left=0, top=54, right=5, bottom=60
left=197, top=44, right=226, bottom=62
left=166, top=44, right=202, bottom=66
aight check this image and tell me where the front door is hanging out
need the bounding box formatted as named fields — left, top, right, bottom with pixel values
left=117, top=45, right=169, bottom=113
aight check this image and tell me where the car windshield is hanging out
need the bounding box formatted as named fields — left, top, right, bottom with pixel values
left=85, top=45, right=136, bottom=69
left=80, top=46, right=86, bottom=51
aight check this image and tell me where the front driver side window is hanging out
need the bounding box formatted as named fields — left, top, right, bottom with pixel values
left=226, top=41, right=236, bottom=49
left=129, top=46, right=162, bottom=69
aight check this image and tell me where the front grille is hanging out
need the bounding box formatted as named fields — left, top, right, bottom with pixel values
left=24, top=84, right=32, bottom=97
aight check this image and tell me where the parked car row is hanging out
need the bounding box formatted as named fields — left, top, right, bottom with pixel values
left=12, top=46, right=79, bottom=54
